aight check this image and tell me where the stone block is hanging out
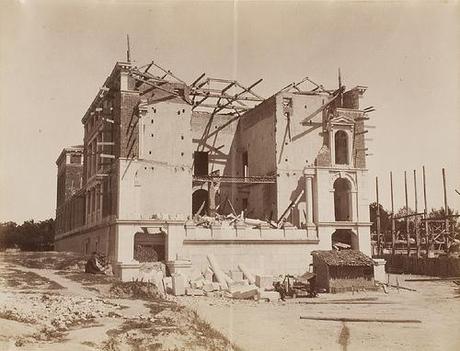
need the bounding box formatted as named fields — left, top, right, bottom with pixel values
left=373, top=259, right=386, bottom=283
left=172, top=274, right=186, bottom=296
left=204, top=268, right=213, bottom=282
left=186, top=288, right=204, bottom=296
left=231, top=285, right=258, bottom=299
left=258, top=290, right=280, bottom=302
left=191, top=279, right=205, bottom=289
left=203, top=282, right=215, bottom=292
left=230, top=271, right=243, bottom=281
left=162, top=277, right=173, bottom=293
left=255, top=275, right=273, bottom=289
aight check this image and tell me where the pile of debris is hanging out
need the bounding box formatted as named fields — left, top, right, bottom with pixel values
left=163, top=254, right=280, bottom=302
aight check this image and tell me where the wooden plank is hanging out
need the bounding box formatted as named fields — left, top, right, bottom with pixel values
left=100, top=154, right=115, bottom=159
left=405, top=277, right=460, bottom=282
left=300, top=316, right=421, bottom=323
left=414, top=169, right=421, bottom=257
left=405, top=171, right=410, bottom=256
left=390, top=171, right=396, bottom=256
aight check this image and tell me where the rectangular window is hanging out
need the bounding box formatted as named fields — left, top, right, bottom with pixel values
left=70, top=154, right=81, bottom=164
left=193, top=151, right=209, bottom=176
left=242, top=151, right=248, bottom=177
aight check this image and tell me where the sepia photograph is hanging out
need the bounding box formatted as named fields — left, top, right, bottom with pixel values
left=0, top=0, right=459, bottom=350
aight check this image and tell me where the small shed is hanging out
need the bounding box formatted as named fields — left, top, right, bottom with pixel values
left=311, top=250, right=375, bottom=293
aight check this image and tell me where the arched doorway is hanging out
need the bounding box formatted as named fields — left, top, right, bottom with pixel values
left=332, top=229, right=358, bottom=250
left=334, top=178, right=352, bottom=221
left=192, top=189, right=208, bottom=216
left=335, top=130, right=349, bottom=165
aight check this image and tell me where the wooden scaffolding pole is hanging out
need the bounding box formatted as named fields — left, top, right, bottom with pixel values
left=414, top=170, right=420, bottom=258
left=405, top=171, right=410, bottom=256
left=376, top=177, right=382, bottom=255
left=423, top=166, right=430, bottom=257
left=442, top=168, right=449, bottom=250
left=390, top=172, right=396, bottom=256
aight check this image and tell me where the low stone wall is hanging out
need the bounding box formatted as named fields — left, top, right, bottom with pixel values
left=382, top=254, right=460, bottom=277
left=166, top=224, right=324, bottom=277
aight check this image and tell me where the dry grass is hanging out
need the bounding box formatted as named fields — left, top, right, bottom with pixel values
left=1, top=268, right=64, bottom=290
left=3, top=251, right=86, bottom=270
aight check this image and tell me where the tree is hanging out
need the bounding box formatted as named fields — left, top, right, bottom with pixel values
left=0, top=219, right=55, bottom=251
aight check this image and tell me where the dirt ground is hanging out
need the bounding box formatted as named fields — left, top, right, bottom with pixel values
left=0, top=252, right=239, bottom=351
left=0, top=251, right=459, bottom=351
left=179, top=275, right=460, bottom=351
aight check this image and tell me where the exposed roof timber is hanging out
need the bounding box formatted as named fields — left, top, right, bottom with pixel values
left=130, top=60, right=266, bottom=115
left=210, top=78, right=264, bottom=115
left=130, top=73, right=179, bottom=97
left=278, top=75, right=331, bottom=95
left=195, top=103, right=251, bottom=111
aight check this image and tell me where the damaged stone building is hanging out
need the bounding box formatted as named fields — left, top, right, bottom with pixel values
left=55, top=60, right=372, bottom=280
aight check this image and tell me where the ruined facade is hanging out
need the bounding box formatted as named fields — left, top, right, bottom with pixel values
left=55, top=61, right=372, bottom=280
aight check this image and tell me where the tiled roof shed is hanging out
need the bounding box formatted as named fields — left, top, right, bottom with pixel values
left=311, top=250, right=374, bottom=267
left=311, top=250, right=376, bottom=293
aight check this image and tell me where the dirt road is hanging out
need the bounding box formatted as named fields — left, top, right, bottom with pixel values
left=180, top=275, right=460, bottom=351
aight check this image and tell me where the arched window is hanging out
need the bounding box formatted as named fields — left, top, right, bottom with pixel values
left=333, top=178, right=352, bottom=221
left=192, top=189, right=208, bottom=216
left=335, top=130, right=349, bottom=165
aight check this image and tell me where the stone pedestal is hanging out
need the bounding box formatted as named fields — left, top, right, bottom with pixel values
left=167, top=259, right=192, bottom=280
left=373, top=258, right=386, bottom=283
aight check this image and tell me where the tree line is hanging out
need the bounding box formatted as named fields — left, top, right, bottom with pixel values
left=0, top=219, right=55, bottom=251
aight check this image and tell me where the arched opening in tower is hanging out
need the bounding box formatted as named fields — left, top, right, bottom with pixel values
left=335, top=130, right=349, bottom=165
left=332, top=229, right=359, bottom=250
left=334, top=178, right=352, bottom=221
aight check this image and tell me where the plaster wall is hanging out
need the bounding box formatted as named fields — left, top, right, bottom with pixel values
left=275, top=93, right=330, bottom=222
left=191, top=112, right=237, bottom=176
left=54, top=225, right=115, bottom=259
left=118, top=100, right=193, bottom=220
left=118, top=159, right=192, bottom=220
left=221, top=97, right=277, bottom=219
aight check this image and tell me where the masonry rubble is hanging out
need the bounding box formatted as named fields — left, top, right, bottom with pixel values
left=160, top=254, right=279, bottom=301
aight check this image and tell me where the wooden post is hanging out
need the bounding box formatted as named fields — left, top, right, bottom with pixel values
left=405, top=171, right=410, bottom=256
left=442, top=168, right=449, bottom=251
left=376, top=177, right=382, bottom=255
left=208, top=181, right=216, bottom=217
left=390, top=172, right=396, bottom=256
left=414, top=170, right=420, bottom=258
left=422, top=166, right=430, bottom=257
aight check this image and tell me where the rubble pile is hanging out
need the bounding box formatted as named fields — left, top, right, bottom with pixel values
left=164, top=255, right=280, bottom=302
left=0, top=291, right=123, bottom=335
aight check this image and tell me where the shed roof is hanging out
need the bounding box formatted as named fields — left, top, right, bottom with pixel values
left=311, top=250, right=374, bottom=267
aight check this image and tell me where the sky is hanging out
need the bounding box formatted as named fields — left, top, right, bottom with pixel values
left=0, top=0, right=459, bottom=223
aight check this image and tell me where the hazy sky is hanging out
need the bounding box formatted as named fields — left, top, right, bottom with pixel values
left=1, top=0, right=459, bottom=223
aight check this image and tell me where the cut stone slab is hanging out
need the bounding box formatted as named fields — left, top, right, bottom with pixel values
left=186, top=288, right=205, bottom=296
left=258, top=290, right=280, bottom=302
left=232, top=285, right=258, bottom=299
left=172, top=274, right=186, bottom=296
left=204, top=267, right=214, bottom=282
left=256, top=275, right=273, bottom=289
left=230, top=271, right=244, bottom=281
left=203, top=282, right=215, bottom=292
